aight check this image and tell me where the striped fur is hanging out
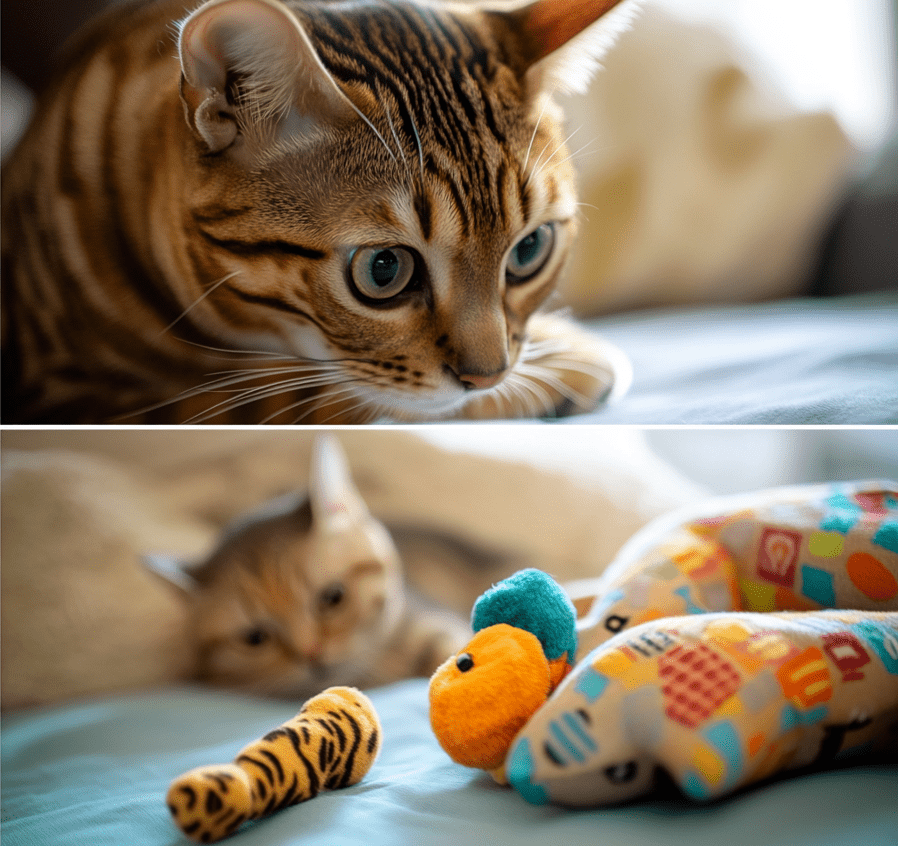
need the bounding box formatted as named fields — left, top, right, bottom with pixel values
left=1, top=0, right=634, bottom=424
left=166, top=686, right=381, bottom=842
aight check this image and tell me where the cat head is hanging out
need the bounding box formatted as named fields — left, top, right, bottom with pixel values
left=169, top=435, right=405, bottom=696
left=172, top=0, right=638, bottom=421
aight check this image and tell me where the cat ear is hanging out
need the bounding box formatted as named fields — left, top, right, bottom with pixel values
left=309, top=435, right=371, bottom=530
left=502, top=0, right=641, bottom=95
left=142, top=552, right=199, bottom=595
left=177, top=0, right=354, bottom=153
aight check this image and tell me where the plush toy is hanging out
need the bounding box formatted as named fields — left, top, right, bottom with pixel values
left=432, top=481, right=898, bottom=808
left=509, top=608, right=898, bottom=806
left=167, top=687, right=381, bottom=842
left=429, top=568, right=578, bottom=783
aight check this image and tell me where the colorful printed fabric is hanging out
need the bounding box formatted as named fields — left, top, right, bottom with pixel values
left=507, top=481, right=898, bottom=807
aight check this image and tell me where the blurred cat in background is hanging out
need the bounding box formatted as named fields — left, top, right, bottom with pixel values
left=152, top=436, right=518, bottom=697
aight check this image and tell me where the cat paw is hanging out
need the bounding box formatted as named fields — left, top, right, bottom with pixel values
left=462, top=313, right=632, bottom=420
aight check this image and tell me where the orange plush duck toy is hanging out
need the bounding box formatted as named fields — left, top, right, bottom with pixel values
left=428, top=568, right=578, bottom=783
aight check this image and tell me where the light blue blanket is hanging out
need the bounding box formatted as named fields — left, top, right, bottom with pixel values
left=571, top=293, right=898, bottom=425
left=3, top=680, right=896, bottom=846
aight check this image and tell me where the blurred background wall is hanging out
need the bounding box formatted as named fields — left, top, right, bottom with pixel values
left=650, top=0, right=896, bottom=152
left=418, top=427, right=898, bottom=498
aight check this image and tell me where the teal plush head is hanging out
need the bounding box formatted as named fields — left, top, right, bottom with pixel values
left=472, top=568, right=578, bottom=664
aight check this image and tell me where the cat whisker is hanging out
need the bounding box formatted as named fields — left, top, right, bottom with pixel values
left=515, top=362, right=595, bottom=410
left=517, top=338, right=564, bottom=360
left=202, top=361, right=344, bottom=382
left=159, top=271, right=242, bottom=335
left=198, top=372, right=349, bottom=405
left=520, top=337, right=614, bottom=383
left=185, top=351, right=297, bottom=364
left=300, top=401, right=380, bottom=426
left=380, top=88, right=413, bottom=181
left=491, top=370, right=531, bottom=417
left=155, top=363, right=317, bottom=403
left=504, top=370, right=556, bottom=417
left=573, top=201, right=601, bottom=225
left=525, top=140, right=554, bottom=188
left=530, top=133, right=595, bottom=185
left=338, top=91, right=398, bottom=163
left=316, top=396, right=372, bottom=425
left=526, top=125, right=581, bottom=187
left=120, top=346, right=386, bottom=421
left=118, top=359, right=342, bottom=421
left=301, top=383, right=375, bottom=425
left=182, top=369, right=355, bottom=423
left=522, top=89, right=557, bottom=186
left=260, top=379, right=364, bottom=424
left=536, top=138, right=600, bottom=180
left=527, top=355, right=613, bottom=383
left=406, top=104, right=426, bottom=184
left=192, top=354, right=356, bottom=390
left=113, top=369, right=277, bottom=420
left=174, top=337, right=297, bottom=360
left=521, top=375, right=561, bottom=417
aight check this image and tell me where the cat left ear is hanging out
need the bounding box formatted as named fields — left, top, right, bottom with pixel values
left=500, top=0, right=640, bottom=95
left=309, top=435, right=371, bottom=529
left=177, top=0, right=355, bottom=153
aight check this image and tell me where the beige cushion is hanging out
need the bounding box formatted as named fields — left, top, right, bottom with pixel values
left=559, top=4, right=853, bottom=313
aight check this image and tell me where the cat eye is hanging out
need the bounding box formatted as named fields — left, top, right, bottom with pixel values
left=349, top=246, right=417, bottom=302
left=506, top=223, right=556, bottom=284
left=242, top=627, right=270, bottom=647
left=318, top=582, right=345, bottom=610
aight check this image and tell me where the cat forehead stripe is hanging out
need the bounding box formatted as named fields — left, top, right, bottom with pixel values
left=299, top=1, right=526, bottom=229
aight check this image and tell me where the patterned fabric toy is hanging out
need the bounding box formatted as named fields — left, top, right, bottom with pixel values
left=429, top=569, right=578, bottom=782
left=167, top=687, right=381, bottom=842
left=433, top=481, right=898, bottom=807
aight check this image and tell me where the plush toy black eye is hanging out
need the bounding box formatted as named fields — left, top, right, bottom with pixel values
left=243, top=627, right=269, bottom=647
left=456, top=653, right=474, bottom=672
left=319, top=582, right=345, bottom=609
left=604, top=761, right=638, bottom=784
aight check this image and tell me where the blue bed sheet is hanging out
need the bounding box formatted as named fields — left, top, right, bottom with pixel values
left=3, top=680, right=896, bottom=846
left=567, top=293, right=898, bottom=425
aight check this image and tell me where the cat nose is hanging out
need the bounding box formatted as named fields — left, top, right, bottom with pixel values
left=455, top=369, right=507, bottom=391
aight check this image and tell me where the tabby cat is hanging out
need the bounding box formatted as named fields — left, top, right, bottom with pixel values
left=158, top=435, right=519, bottom=697
left=1, top=0, right=636, bottom=424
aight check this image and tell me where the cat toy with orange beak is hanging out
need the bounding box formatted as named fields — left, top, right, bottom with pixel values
left=428, top=569, right=577, bottom=783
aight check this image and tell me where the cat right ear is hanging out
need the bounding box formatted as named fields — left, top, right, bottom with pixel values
left=499, top=0, right=640, bottom=95
left=309, top=435, right=371, bottom=530
left=177, top=0, right=355, bottom=153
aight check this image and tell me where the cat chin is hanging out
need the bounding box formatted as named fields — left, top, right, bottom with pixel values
left=356, top=385, right=474, bottom=422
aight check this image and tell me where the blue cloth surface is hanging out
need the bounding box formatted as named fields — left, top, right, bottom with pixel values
left=568, top=293, right=898, bottom=424
left=2, top=680, right=896, bottom=846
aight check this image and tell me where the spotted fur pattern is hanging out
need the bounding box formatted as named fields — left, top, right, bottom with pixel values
left=2, top=0, right=635, bottom=424
left=166, top=687, right=381, bottom=842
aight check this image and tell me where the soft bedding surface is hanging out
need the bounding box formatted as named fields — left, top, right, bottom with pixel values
left=567, top=292, right=898, bottom=425
left=2, top=682, right=896, bottom=846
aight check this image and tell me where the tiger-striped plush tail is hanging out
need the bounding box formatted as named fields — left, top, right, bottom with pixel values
left=166, top=687, right=381, bottom=843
